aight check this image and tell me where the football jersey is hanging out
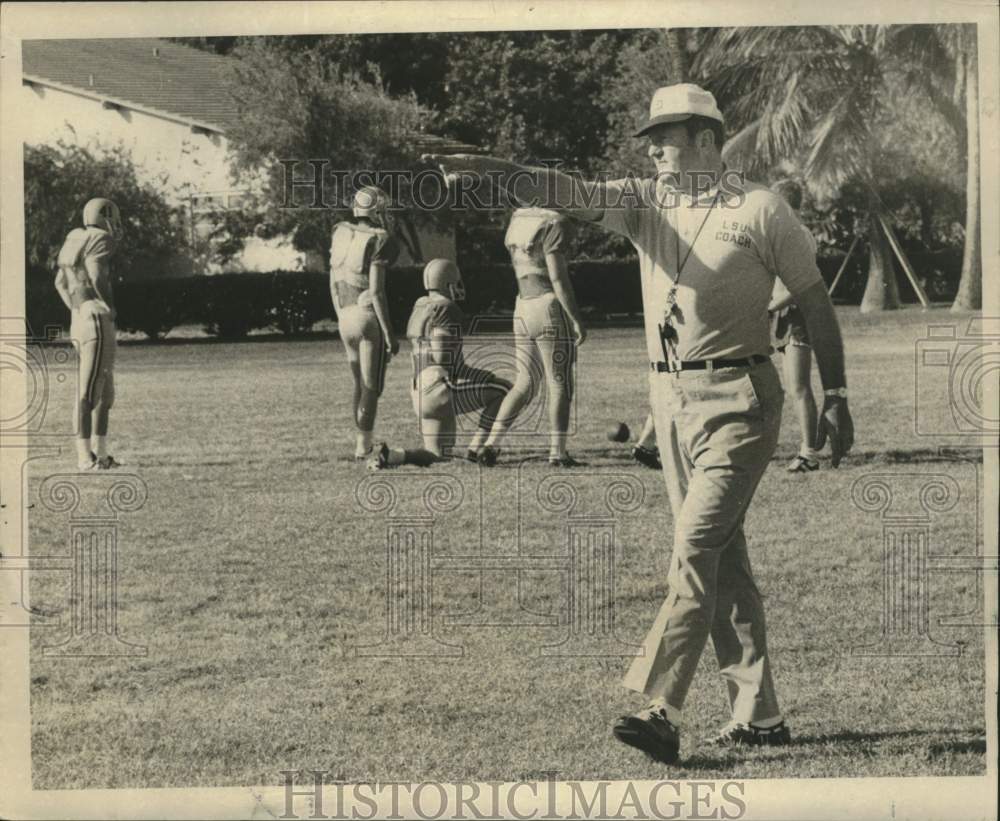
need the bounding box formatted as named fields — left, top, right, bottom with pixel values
left=504, top=208, right=568, bottom=280
left=56, top=226, right=115, bottom=308
left=329, top=220, right=399, bottom=308
left=406, top=295, right=465, bottom=379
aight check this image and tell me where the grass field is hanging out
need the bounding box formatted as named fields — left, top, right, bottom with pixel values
left=25, top=306, right=989, bottom=789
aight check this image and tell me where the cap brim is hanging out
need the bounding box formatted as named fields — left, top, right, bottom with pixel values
left=633, top=112, right=723, bottom=138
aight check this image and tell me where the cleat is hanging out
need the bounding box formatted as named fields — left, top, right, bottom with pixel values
left=96, top=455, right=123, bottom=470
left=465, top=449, right=479, bottom=463
left=354, top=445, right=374, bottom=463
left=786, top=455, right=819, bottom=473
left=548, top=454, right=585, bottom=468
left=632, top=445, right=662, bottom=470
left=366, top=442, right=390, bottom=472
left=477, top=445, right=499, bottom=467
left=78, top=457, right=99, bottom=472
left=707, top=720, right=791, bottom=748
left=612, top=704, right=681, bottom=765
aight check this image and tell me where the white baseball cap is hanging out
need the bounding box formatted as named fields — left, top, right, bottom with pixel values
left=634, top=83, right=724, bottom=137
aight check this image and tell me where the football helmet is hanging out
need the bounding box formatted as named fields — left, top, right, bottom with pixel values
left=83, top=198, right=123, bottom=239
left=423, top=258, right=465, bottom=302
left=352, top=186, right=393, bottom=231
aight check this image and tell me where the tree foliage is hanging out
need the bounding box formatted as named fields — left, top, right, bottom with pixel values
left=221, top=37, right=435, bottom=264
left=693, top=24, right=972, bottom=309
left=23, top=141, right=187, bottom=277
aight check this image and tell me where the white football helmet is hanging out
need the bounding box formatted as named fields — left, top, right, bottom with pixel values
left=423, top=258, right=465, bottom=302
left=352, top=186, right=393, bottom=231
left=83, top=198, right=123, bottom=239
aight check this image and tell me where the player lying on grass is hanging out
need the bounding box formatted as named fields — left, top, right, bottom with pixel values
left=329, top=186, right=401, bottom=460
left=368, top=259, right=515, bottom=470
left=54, top=197, right=124, bottom=471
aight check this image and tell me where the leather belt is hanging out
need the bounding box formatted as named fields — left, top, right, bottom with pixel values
left=651, top=354, right=769, bottom=373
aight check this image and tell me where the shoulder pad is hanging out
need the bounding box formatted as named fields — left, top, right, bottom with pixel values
left=56, top=228, right=87, bottom=266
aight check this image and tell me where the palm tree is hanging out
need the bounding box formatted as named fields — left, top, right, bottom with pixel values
left=936, top=25, right=981, bottom=311
left=696, top=25, right=967, bottom=312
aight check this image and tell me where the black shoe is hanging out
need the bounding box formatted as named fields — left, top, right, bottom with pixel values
left=465, top=449, right=479, bottom=463
left=612, top=704, right=680, bottom=765
left=632, top=445, right=662, bottom=470
left=366, top=442, right=390, bottom=472
left=549, top=454, right=585, bottom=468
left=707, top=720, right=791, bottom=748
left=477, top=445, right=499, bottom=467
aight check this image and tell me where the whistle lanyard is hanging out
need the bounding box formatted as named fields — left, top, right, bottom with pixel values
left=658, top=190, right=721, bottom=358
left=667, top=190, right=721, bottom=304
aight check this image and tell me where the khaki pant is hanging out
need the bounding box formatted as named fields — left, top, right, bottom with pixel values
left=623, top=359, right=784, bottom=724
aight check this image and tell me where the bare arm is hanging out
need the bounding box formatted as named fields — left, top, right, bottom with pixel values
left=795, top=280, right=845, bottom=389
left=768, top=277, right=795, bottom=313
left=423, top=154, right=607, bottom=221
left=428, top=326, right=457, bottom=370
left=54, top=268, right=73, bottom=311
left=768, top=291, right=797, bottom=313
left=795, top=279, right=854, bottom=465
left=84, top=256, right=115, bottom=316
left=368, top=262, right=397, bottom=355
left=546, top=252, right=586, bottom=345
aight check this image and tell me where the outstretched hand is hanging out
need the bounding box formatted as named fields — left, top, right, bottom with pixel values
left=815, top=397, right=854, bottom=468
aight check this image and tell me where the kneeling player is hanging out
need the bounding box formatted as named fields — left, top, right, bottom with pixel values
left=369, top=259, right=513, bottom=469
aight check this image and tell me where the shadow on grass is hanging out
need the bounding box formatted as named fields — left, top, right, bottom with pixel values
left=676, top=728, right=987, bottom=772
left=792, top=727, right=985, bottom=746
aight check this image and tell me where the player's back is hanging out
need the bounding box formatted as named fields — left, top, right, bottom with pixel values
left=505, top=208, right=563, bottom=276
left=406, top=295, right=464, bottom=378
left=57, top=226, right=113, bottom=308
left=329, top=220, right=390, bottom=309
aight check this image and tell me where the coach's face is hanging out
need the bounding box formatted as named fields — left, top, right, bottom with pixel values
left=646, top=121, right=713, bottom=186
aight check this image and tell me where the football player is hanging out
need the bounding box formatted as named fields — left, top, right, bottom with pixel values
left=475, top=207, right=586, bottom=467
left=369, top=259, right=513, bottom=469
left=54, top=198, right=123, bottom=471
left=767, top=180, right=822, bottom=473
left=330, top=186, right=400, bottom=459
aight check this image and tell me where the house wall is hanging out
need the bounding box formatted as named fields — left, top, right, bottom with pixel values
left=21, top=80, right=456, bottom=275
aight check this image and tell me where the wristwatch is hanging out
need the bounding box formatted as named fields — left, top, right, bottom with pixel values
left=824, top=387, right=849, bottom=399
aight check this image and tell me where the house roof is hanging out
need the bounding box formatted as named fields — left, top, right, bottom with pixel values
left=22, top=37, right=483, bottom=153
left=23, top=38, right=240, bottom=133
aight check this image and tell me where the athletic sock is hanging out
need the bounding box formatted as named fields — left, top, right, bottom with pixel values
left=403, top=449, right=438, bottom=468
left=94, top=435, right=108, bottom=459
left=75, top=438, right=92, bottom=464
left=356, top=430, right=373, bottom=456
left=484, top=425, right=509, bottom=450
left=800, top=446, right=820, bottom=462
left=550, top=431, right=567, bottom=460
left=387, top=447, right=407, bottom=466
left=467, top=429, right=488, bottom=452
left=646, top=697, right=682, bottom=726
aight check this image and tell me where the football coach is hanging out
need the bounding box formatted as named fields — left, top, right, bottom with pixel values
left=426, top=82, right=854, bottom=765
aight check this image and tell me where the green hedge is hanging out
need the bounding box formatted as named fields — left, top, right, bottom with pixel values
left=25, top=248, right=964, bottom=341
